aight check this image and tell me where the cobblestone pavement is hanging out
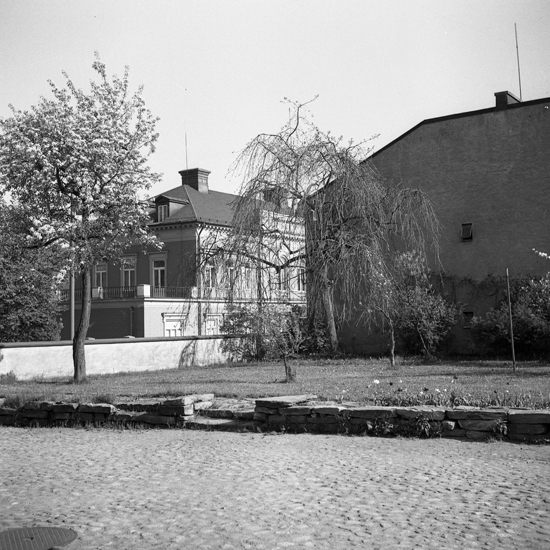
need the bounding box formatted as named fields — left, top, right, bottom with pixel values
left=1, top=427, right=549, bottom=550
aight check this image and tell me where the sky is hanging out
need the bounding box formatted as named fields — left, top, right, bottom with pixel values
left=1, top=0, right=550, bottom=197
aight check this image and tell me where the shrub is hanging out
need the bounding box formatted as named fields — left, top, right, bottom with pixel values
left=471, top=274, right=550, bottom=358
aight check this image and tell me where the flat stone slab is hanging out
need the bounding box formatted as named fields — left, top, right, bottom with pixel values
left=346, top=406, right=397, bottom=419
left=396, top=407, right=446, bottom=421
left=116, top=399, right=163, bottom=412
left=185, top=417, right=256, bottom=431
left=78, top=403, right=116, bottom=414
left=163, top=394, right=215, bottom=406
left=446, top=407, right=508, bottom=420
left=255, top=395, right=318, bottom=408
left=279, top=406, right=313, bottom=416
left=0, top=526, right=78, bottom=549
left=508, top=410, right=550, bottom=424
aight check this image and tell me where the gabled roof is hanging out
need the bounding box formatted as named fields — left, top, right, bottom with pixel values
left=151, top=184, right=238, bottom=227
left=368, top=94, right=550, bottom=161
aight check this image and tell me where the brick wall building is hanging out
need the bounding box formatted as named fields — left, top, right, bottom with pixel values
left=341, top=91, right=550, bottom=354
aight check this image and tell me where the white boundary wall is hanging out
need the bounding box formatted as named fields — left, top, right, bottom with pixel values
left=0, top=336, right=240, bottom=381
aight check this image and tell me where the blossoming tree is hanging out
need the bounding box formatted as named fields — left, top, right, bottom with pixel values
left=0, top=56, right=161, bottom=381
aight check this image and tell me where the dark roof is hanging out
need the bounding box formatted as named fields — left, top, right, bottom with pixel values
left=368, top=95, right=550, bottom=161
left=151, top=184, right=238, bottom=227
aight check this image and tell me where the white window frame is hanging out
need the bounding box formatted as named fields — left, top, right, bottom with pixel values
left=121, top=255, right=137, bottom=288
left=204, top=264, right=216, bottom=288
left=149, top=253, right=167, bottom=297
left=94, top=263, right=107, bottom=289
left=162, top=314, right=184, bottom=337
left=296, top=267, right=306, bottom=291
left=158, top=204, right=169, bottom=222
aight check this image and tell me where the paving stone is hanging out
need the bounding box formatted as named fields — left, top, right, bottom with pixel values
left=0, top=407, right=17, bottom=416
left=39, top=401, right=56, bottom=411
left=508, top=410, right=550, bottom=424
left=253, top=412, right=267, bottom=421
left=2, top=428, right=549, bottom=549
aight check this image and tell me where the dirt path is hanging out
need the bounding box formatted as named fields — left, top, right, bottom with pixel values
left=1, top=427, right=549, bottom=549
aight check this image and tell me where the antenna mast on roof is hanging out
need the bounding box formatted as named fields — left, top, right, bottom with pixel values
left=515, top=23, right=523, bottom=101
left=185, top=132, right=188, bottom=170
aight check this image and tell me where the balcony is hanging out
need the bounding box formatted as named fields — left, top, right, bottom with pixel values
left=58, top=285, right=306, bottom=303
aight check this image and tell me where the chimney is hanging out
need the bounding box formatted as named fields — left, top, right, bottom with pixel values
left=179, top=168, right=210, bottom=193
left=495, top=91, right=521, bottom=111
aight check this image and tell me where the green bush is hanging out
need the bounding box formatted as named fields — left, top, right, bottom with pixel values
left=471, top=274, right=550, bottom=357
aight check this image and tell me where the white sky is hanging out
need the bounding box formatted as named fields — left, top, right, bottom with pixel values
left=2, top=0, right=550, bottom=197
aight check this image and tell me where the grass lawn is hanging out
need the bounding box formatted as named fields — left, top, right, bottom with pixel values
left=2, top=357, right=550, bottom=409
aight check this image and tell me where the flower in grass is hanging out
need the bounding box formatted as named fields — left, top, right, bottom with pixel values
left=435, top=389, right=440, bottom=393
left=373, top=379, right=380, bottom=384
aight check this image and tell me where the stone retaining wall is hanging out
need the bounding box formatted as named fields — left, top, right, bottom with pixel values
left=1, top=394, right=549, bottom=442
left=253, top=395, right=550, bottom=442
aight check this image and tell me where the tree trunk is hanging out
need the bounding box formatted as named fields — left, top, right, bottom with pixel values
left=283, top=355, right=296, bottom=383
left=388, top=320, right=396, bottom=368
left=73, top=268, right=92, bottom=383
left=321, top=285, right=338, bottom=353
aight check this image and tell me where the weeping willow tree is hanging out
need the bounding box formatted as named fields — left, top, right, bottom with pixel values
left=224, top=100, right=440, bottom=353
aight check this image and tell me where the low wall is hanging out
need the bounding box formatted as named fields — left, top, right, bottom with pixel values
left=252, top=396, right=550, bottom=442
left=0, top=394, right=549, bottom=443
left=0, top=336, right=240, bottom=381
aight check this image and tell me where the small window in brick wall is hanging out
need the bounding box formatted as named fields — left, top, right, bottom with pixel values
left=463, top=311, right=474, bottom=328
left=461, top=223, right=473, bottom=241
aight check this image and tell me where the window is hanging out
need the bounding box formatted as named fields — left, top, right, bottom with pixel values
left=204, top=265, right=216, bottom=288
left=149, top=253, right=167, bottom=297
left=158, top=204, right=168, bottom=222
left=163, top=315, right=183, bottom=337
left=205, top=314, right=221, bottom=335
left=296, top=268, right=306, bottom=291
left=461, top=223, right=473, bottom=241
left=95, top=263, right=107, bottom=288
left=463, top=311, right=474, bottom=329
left=121, top=257, right=136, bottom=287
left=153, top=260, right=166, bottom=289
